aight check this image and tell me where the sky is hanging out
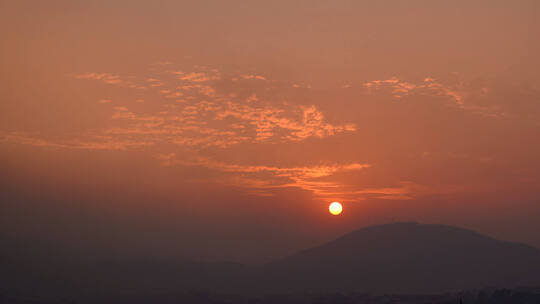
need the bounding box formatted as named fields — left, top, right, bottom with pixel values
left=1, top=0, right=540, bottom=264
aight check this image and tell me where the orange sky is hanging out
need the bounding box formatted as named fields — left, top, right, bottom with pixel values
left=1, top=0, right=540, bottom=264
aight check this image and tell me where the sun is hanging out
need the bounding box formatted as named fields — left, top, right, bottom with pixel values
left=329, top=202, right=343, bottom=216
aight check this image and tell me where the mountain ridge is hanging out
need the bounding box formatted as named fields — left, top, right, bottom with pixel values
left=263, top=222, right=540, bottom=293
left=2, top=222, right=540, bottom=298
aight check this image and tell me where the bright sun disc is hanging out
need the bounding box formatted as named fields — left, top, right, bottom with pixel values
left=329, top=202, right=343, bottom=215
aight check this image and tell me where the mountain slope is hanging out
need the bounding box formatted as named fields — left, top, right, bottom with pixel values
left=264, top=222, right=540, bottom=293
left=3, top=223, right=540, bottom=299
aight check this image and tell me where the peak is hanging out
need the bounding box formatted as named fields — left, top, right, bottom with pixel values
left=339, top=222, right=483, bottom=241
left=356, top=222, right=466, bottom=230
left=268, top=223, right=540, bottom=293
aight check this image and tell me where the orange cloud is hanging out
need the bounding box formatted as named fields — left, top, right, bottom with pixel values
left=240, top=74, right=266, bottom=81
left=364, top=76, right=463, bottom=103
left=69, top=65, right=359, bottom=149
left=179, top=72, right=220, bottom=82
left=75, top=72, right=144, bottom=88
left=157, top=154, right=372, bottom=200
left=0, top=132, right=152, bottom=150
left=363, top=76, right=505, bottom=117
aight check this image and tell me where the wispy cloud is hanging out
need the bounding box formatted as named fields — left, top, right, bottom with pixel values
left=75, top=72, right=146, bottom=89
left=0, top=132, right=152, bottom=150
left=5, top=63, right=501, bottom=203
left=154, top=153, right=447, bottom=201
left=177, top=71, right=220, bottom=82
left=240, top=74, right=266, bottom=81
left=363, top=76, right=502, bottom=117
left=157, top=154, right=372, bottom=200
left=67, top=65, right=357, bottom=149
left=364, top=77, right=464, bottom=103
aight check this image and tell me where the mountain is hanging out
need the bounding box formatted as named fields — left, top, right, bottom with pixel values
left=263, top=222, right=540, bottom=294
left=2, top=222, right=540, bottom=301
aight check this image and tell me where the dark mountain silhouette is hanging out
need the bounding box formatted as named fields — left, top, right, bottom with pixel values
left=264, top=223, right=540, bottom=293
left=2, top=223, right=540, bottom=301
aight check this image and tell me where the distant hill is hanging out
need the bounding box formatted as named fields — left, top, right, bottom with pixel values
left=263, top=222, right=540, bottom=293
left=2, top=223, right=540, bottom=301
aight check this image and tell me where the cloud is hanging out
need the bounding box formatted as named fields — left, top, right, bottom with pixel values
left=240, top=74, right=266, bottom=81
left=157, top=154, right=372, bottom=200
left=178, top=72, right=220, bottom=82
left=214, top=103, right=354, bottom=143
left=66, top=65, right=358, bottom=149
left=11, top=63, right=519, bottom=204
left=75, top=72, right=145, bottom=88
left=363, top=76, right=503, bottom=117
left=364, top=76, right=463, bottom=103
left=7, top=63, right=364, bottom=200
left=0, top=132, right=152, bottom=150
left=155, top=153, right=451, bottom=202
